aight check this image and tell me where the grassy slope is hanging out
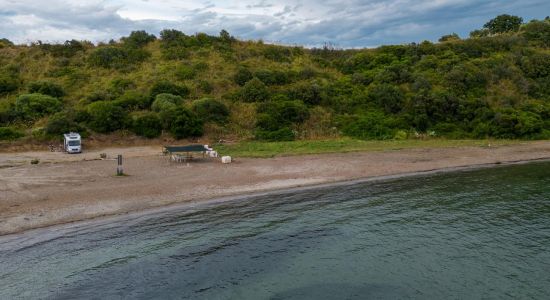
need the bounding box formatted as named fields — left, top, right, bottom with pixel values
left=217, top=138, right=521, bottom=158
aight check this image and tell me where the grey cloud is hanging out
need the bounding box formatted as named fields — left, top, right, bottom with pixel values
left=0, top=0, right=549, bottom=47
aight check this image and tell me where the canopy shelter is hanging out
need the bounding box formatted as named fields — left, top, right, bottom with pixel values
left=164, top=144, right=209, bottom=163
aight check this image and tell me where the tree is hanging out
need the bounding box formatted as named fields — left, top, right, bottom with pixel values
left=522, top=20, right=550, bottom=47
left=439, top=33, right=460, bottom=42
left=483, top=14, right=523, bottom=34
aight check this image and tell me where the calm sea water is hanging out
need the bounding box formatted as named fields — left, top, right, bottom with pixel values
left=1, top=162, right=549, bottom=299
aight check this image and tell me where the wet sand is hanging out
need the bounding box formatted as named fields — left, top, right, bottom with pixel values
left=1, top=141, right=549, bottom=235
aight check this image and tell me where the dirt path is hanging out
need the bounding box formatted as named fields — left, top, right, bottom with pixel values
left=1, top=141, right=549, bottom=235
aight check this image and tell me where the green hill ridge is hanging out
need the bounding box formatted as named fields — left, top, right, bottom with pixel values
left=1, top=15, right=549, bottom=145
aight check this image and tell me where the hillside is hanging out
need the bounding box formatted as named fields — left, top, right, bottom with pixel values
left=1, top=15, right=550, bottom=147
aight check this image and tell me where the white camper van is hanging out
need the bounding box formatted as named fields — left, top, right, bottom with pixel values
left=63, top=132, right=82, bottom=154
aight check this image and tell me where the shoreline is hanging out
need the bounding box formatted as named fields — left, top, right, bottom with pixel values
left=1, top=157, right=548, bottom=242
left=1, top=141, right=549, bottom=236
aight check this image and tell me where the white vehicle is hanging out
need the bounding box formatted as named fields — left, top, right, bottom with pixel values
left=63, top=132, right=82, bottom=154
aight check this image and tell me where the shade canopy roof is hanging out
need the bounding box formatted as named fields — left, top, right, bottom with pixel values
left=164, top=145, right=207, bottom=153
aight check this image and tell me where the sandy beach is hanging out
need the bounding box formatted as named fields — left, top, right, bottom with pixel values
left=0, top=141, right=549, bottom=235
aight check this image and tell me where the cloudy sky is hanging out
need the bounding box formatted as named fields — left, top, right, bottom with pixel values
left=0, top=0, right=549, bottom=48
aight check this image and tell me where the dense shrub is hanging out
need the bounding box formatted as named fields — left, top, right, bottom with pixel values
left=175, top=65, right=196, bottom=80
left=192, top=98, right=229, bottom=124
left=254, top=69, right=290, bottom=85
left=88, top=47, right=150, bottom=68
left=88, top=47, right=128, bottom=68
left=86, top=101, right=128, bottom=133
left=367, top=84, right=404, bottom=114
left=522, top=20, right=550, bottom=47
left=114, top=91, right=150, bottom=110
left=44, top=112, right=85, bottom=136
left=150, top=81, right=190, bottom=99
left=38, top=40, right=85, bottom=57
left=287, top=81, right=324, bottom=105
left=234, top=67, right=253, bottom=86
left=170, top=108, right=203, bottom=139
left=241, top=78, right=269, bottom=102
left=122, top=30, right=156, bottom=48
left=14, top=93, right=63, bottom=120
left=151, top=93, right=183, bottom=112
left=340, top=112, right=397, bottom=140
left=197, top=80, right=213, bottom=93
left=131, top=112, right=162, bottom=138
left=0, top=127, right=23, bottom=140
left=255, top=127, right=295, bottom=141
left=257, top=100, right=309, bottom=125
left=263, top=46, right=292, bottom=62
left=28, top=81, right=64, bottom=98
left=0, top=76, right=19, bottom=94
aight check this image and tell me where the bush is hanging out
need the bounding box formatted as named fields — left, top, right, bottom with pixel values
left=114, top=91, right=150, bottom=110
left=44, top=112, right=85, bottom=136
left=122, top=30, right=156, bottom=48
left=28, top=81, right=64, bottom=98
left=257, top=100, right=309, bottom=125
left=287, top=81, right=324, bottom=105
left=86, top=101, right=128, bottom=133
left=175, top=65, right=196, bottom=80
left=88, top=47, right=128, bottom=68
left=0, top=127, right=23, bottom=140
left=88, top=47, right=150, bottom=69
left=0, top=76, right=19, bottom=94
left=150, top=81, right=190, bottom=99
left=368, top=84, right=404, bottom=114
left=340, top=112, right=397, bottom=140
left=192, top=98, right=229, bottom=124
left=255, top=127, right=295, bottom=141
left=241, top=78, right=269, bottom=102
left=14, top=93, right=63, bottom=120
left=197, top=80, right=213, bottom=93
left=254, top=69, right=290, bottom=85
left=170, top=108, right=203, bottom=139
left=132, top=112, right=162, bottom=138
left=234, top=67, right=253, bottom=86
left=151, top=93, right=183, bottom=112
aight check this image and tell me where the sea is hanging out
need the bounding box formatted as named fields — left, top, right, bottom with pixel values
left=1, top=161, right=549, bottom=299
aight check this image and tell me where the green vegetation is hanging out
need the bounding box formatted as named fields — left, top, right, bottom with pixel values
left=217, top=138, right=521, bottom=158
left=1, top=15, right=549, bottom=146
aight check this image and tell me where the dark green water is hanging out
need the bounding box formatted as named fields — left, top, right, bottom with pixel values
left=1, top=162, right=549, bottom=299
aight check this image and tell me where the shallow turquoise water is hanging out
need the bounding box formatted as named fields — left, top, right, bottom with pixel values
left=1, top=162, right=549, bottom=299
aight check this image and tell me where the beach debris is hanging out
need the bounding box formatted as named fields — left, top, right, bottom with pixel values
left=221, top=156, right=232, bottom=164
left=30, top=158, right=40, bottom=165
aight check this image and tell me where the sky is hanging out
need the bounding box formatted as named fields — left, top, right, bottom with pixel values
left=0, top=0, right=549, bottom=48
